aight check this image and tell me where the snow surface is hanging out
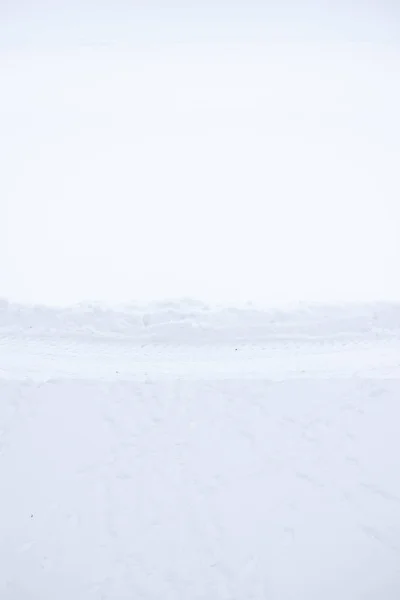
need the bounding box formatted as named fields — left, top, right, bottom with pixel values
left=1, top=300, right=400, bottom=599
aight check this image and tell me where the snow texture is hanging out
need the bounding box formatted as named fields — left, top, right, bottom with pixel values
left=1, top=300, right=400, bottom=599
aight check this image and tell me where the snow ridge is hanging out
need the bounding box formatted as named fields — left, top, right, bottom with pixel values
left=0, top=298, right=400, bottom=343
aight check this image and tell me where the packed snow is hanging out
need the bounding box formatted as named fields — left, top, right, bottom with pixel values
left=1, top=300, right=400, bottom=599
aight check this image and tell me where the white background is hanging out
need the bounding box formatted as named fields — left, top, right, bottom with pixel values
left=1, top=1, right=400, bottom=306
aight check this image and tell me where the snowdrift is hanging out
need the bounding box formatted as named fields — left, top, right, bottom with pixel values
left=1, top=298, right=400, bottom=343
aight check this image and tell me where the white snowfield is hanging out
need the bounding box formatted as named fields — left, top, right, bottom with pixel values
left=1, top=300, right=400, bottom=599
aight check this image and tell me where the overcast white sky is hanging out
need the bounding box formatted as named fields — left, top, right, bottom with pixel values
left=1, top=1, right=399, bottom=306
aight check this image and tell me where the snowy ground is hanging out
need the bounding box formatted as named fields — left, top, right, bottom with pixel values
left=1, top=301, right=400, bottom=599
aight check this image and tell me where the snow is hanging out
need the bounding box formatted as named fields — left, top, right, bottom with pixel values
left=1, top=301, right=400, bottom=599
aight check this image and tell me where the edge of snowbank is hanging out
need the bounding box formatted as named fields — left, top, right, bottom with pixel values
left=1, top=298, right=400, bottom=343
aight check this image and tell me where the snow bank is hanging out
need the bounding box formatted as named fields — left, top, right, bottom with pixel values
left=1, top=378, right=400, bottom=599
left=1, top=298, right=400, bottom=343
